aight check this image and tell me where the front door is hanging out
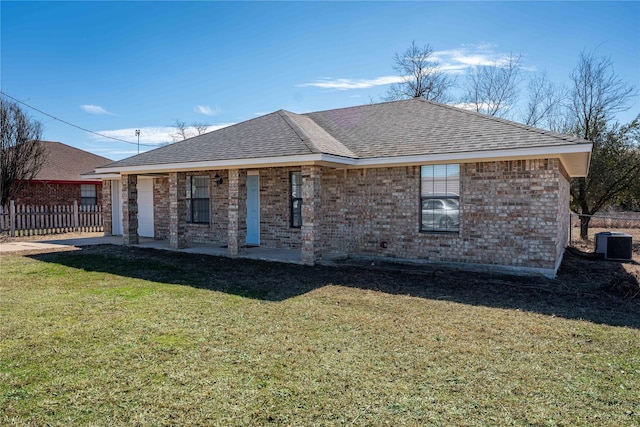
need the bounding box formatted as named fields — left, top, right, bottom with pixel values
left=246, top=174, right=260, bottom=245
left=111, top=180, right=123, bottom=235
left=137, top=177, right=154, bottom=238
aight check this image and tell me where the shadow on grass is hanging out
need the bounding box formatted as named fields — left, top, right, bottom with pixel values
left=29, top=244, right=640, bottom=329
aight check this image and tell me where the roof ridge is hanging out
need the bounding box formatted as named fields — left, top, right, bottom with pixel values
left=277, top=110, right=315, bottom=153
left=280, top=110, right=358, bottom=158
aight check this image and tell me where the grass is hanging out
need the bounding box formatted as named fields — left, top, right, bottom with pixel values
left=1, top=246, right=639, bottom=426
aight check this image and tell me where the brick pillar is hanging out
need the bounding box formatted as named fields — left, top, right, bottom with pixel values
left=169, top=172, right=187, bottom=249
left=227, top=169, right=247, bottom=256
left=102, top=179, right=112, bottom=236
left=122, top=174, right=139, bottom=245
left=301, top=165, right=323, bottom=265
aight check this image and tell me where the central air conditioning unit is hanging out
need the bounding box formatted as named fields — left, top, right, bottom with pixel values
left=595, top=232, right=633, bottom=261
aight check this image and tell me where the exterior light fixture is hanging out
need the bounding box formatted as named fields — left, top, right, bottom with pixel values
left=214, top=173, right=223, bottom=186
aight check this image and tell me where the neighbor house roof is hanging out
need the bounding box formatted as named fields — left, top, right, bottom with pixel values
left=32, top=141, right=112, bottom=182
left=94, top=99, right=592, bottom=177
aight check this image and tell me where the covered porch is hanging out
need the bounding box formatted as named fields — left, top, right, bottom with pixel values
left=103, top=165, right=324, bottom=265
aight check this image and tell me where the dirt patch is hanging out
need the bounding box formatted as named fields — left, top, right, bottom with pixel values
left=10, top=230, right=640, bottom=303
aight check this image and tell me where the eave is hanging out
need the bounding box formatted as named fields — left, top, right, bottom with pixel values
left=90, top=143, right=592, bottom=179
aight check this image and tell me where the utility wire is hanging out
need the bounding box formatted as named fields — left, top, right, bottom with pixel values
left=0, top=91, right=160, bottom=147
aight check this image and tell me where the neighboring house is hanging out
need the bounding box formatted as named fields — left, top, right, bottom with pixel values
left=91, top=99, right=592, bottom=277
left=12, top=141, right=112, bottom=206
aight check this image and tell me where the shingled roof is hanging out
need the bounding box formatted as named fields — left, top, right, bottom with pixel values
left=34, top=141, right=112, bottom=182
left=96, top=99, right=592, bottom=176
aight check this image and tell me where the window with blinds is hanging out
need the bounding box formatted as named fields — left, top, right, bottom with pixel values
left=420, top=164, right=460, bottom=232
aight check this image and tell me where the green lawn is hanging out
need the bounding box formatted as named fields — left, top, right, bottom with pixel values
left=1, top=246, right=639, bottom=426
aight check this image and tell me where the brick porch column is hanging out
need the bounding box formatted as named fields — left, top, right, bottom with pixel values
left=169, top=172, right=187, bottom=249
left=301, top=165, right=323, bottom=265
left=121, top=174, right=139, bottom=245
left=227, top=169, right=247, bottom=256
left=102, top=179, right=112, bottom=236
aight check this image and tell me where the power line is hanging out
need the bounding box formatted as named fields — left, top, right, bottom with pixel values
left=0, top=91, right=160, bottom=147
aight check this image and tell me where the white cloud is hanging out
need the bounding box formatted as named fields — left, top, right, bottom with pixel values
left=92, top=124, right=234, bottom=145
left=194, top=104, right=221, bottom=116
left=434, top=45, right=521, bottom=72
left=93, top=127, right=175, bottom=145
left=299, top=76, right=404, bottom=90
left=452, top=101, right=511, bottom=113
left=81, top=104, right=114, bottom=115
left=297, top=45, right=525, bottom=93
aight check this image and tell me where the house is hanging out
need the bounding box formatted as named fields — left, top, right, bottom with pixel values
left=13, top=141, right=112, bottom=206
left=91, top=99, right=592, bottom=277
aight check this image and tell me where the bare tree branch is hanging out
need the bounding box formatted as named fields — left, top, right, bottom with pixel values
left=170, top=120, right=211, bottom=142
left=569, top=51, right=638, bottom=141
left=192, top=122, right=211, bottom=136
left=521, top=71, right=568, bottom=130
left=0, top=97, right=46, bottom=206
left=462, top=53, right=522, bottom=118
left=384, top=41, right=455, bottom=103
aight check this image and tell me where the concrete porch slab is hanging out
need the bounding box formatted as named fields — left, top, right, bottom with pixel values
left=2, top=235, right=302, bottom=264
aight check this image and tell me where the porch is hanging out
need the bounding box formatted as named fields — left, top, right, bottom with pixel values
left=2, top=235, right=302, bottom=264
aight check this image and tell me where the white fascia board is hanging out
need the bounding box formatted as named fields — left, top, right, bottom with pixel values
left=353, top=144, right=592, bottom=176
left=94, top=154, right=355, bottom=175
left=354, top=144, right=592, bottom=166
left=82, top=172, right=120, bottom=179
left=92, top=144, right=592, bottom=177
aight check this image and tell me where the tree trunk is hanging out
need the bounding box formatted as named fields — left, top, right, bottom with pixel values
left=579, top=214, right=591, bottom=240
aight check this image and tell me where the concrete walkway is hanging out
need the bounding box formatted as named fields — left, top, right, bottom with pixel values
left=0, top=235, right=302, bottom=264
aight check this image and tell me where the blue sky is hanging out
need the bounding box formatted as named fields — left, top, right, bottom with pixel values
left=2, top=1, right=639, bottom=161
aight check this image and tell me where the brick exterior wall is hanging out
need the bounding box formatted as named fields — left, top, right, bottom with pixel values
left=555, top=165, right=571, bottom=269
left=258, top=167, right=302, bottom=249
left=110, top=157, right=569, bottom=275
left=227, top=169, right=247, bottom=255
left=13, top=182, right=103, bottom=206
left=122, top=174, right=139, bottom=245
left=178, top=171, right=229, bottom=244
left=319, top=159, right=568, bottom=273
left=301, top=165, right=323, bottom=264
left=102, top=180, right=113, bottom=235
left=154, top=177, right=170, bottom=239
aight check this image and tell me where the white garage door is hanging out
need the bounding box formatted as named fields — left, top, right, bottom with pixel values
left=137, top=177, right=154, bottom=238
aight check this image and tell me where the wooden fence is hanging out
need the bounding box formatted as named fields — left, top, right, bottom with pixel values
left=0, top=201, right=103, bottom=237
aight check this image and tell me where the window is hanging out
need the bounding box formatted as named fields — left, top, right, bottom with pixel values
left=81, top=184, right=97, bottom=206
left=290, top=171, right=302, bottom=228
left=420, top=164, right=460, bottom=232
left=186, top=176, right=210, bottom=224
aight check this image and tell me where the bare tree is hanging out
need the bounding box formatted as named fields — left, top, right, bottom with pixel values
left=171, top=119, right=211, bottom=142
left=384, top=41, right=454, bottom=103
left=192, top=122, right=210, bottom=136
left=569, top=51, right=637, bottom=142
left=0, top=98, right=47, bottom=206
left=521, top=72, right=568, bottom=130
left=568, top=51, right=639, bottom=239
left=171, top=119, right=190, bottom=142
left=463, top=53, right=522, bottom=117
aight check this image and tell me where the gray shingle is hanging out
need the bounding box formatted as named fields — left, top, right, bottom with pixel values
left=305, top=99, right=588, bottom=158
left=101, top=99, right=589, bottom=170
